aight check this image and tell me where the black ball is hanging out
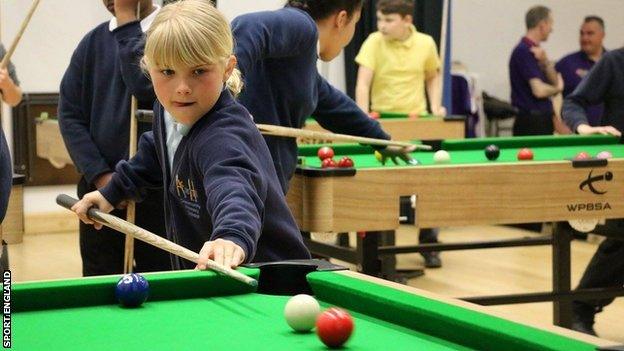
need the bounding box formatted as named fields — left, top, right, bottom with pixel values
left=485, top=144, right=500, bottom=160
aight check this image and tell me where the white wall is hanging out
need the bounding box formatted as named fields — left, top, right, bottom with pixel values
left=452, top=0, right=624, bottom=101
left=1, top=1, right=112, bottom=157
left=1, top=1, right=112, bottom=93
left=218, top=0, right=284, bottom=21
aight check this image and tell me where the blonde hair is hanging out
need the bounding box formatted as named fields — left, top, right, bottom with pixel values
left=143, top=0, right=242, bottom=96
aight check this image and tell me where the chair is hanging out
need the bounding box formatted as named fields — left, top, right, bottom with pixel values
left=482, top=91, right=518, bottom=137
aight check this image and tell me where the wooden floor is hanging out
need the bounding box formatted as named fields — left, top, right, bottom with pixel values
left=9, top=224, right=624, bottom=342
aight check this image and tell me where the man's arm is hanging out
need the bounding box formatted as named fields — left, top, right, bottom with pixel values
left=542, top=61, right=559, bottom=85
left=551, top=93, right=571, bottom=134
left=516, top=47, right=562, bottom=99
left=562, top=53, right=620, bottom=136
left=530, top=46, right=558, bottom=84
left=355, top=66, right=374, bottom=113
left=529, top=75, right=563, bottom=99
left=425, top=69, right=446, bottom=116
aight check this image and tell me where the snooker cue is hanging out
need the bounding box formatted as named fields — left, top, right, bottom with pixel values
left=56, top=194, right=258, bottom=287
left=256, top=124, right=431, bottom=150
left=0, top=0, right=41, bottom=69
left=123, top=2, right=142, bottom=274
left=123, top=96, right=138, bottom=273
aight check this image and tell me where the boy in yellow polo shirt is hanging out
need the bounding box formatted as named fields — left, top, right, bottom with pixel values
left=355, top=0, right=445, bottom=117
left=355, top=0, right=443, bottom=268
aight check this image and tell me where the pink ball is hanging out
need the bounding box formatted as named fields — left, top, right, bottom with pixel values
left=596, top=151, right=613, bottom=159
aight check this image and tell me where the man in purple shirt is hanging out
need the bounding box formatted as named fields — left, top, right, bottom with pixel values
left=509, top=5, right=563, bottom=136
left=555, top=16, right=606, bottom=127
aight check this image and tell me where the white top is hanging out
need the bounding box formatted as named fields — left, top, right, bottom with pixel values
left=108, top=4, right=161, bottom=32
left=163, top=110, right=191, bottom=174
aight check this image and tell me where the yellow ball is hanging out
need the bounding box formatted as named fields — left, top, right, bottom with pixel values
left=374, top=150, right=383, bottom=163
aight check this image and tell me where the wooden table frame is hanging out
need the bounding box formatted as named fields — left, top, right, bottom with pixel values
left=286, top=158, right=624, bottom=328
left=303, top=115, right=466, bottom=142
left=1, top=174, right=25, bottom=244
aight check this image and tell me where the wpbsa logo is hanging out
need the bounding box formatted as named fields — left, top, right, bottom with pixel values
left=567, top=170, right=613, bottom=212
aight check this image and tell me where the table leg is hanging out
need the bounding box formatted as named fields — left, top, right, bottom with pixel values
left=552, top=221, right=573, bottom=328
left=356, top=231, right=381, bottom=277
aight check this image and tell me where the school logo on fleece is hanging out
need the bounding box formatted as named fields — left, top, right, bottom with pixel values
left=175, top=174, right=200, bottom=219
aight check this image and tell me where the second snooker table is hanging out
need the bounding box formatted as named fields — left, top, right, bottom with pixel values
left=11, top=262, right=621, bottom=350
left=287, top=134, right=624, bottom=327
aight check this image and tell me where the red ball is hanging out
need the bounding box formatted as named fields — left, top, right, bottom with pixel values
left=517, top=148, right=534, bottom=161
left=316, top=308, right=354, bottom=348
left=321, top=158, right=337, bottom=168
left=317, top=147, right=335, bottom=161
left=575, top=151, right=591, bottom=159
left=369, top=111, right=380, bottom=120
left=337, top=156, right=354, bottom=168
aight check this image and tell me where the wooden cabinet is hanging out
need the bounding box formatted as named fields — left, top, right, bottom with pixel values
left=12, top=93, right=80, bottom=185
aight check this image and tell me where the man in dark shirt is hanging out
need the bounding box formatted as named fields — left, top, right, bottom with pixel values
left=555, top=16, right=606, bottom=127
left=562, top=47, right=624, bottom=337
left=509, top=5, right=562, bottom=136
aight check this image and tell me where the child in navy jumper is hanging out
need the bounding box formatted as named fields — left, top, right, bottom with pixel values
left=59, top=0, right=170, bottom=276
left=232, top=0, right=415, bottom=193
left=72, top=0, right=310, bottom=269
left=0, top=43, right=23, bottom=226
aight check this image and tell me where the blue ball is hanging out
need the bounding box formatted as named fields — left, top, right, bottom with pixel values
left=115, top=273, right=149, bottom=307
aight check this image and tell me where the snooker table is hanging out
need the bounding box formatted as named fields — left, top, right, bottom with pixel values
left=302, top=112, right=466, bottom=143
left=11, top=262, right=621, bottom=351
left=287, top=134, right=624, bottom=327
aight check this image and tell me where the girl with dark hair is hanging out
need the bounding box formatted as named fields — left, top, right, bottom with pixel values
left=286, top=0, right=364, bottom=23
left=232, top=0, right=414, bottom=193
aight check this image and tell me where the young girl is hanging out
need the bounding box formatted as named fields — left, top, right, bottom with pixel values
left=232, top=0, right=414, bottom=193
left=72, top=0, right=310, bottom=269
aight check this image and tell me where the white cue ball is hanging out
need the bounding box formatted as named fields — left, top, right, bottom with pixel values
left=284, top=294, right=320, bottom=332
left=433, top=150, right=451, bottom=164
